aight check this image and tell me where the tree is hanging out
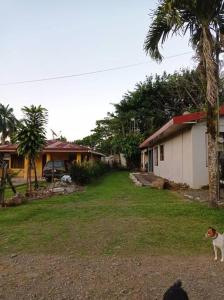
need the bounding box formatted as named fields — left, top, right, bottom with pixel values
left=0, top=103, right=18, bottom=144
left=13, top=105, right=48, bottom=192
left=144, top=0, right=224, bottom=207
left=114, top=70, right=206, bottom=137
left=76, top=69, right=207, bottom=168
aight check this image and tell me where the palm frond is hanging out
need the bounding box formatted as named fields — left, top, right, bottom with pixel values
left=144, top=1, right=185, bottom=61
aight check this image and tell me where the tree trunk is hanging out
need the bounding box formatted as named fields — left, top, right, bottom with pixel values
left=207, top=102, right=218, bottom=207
left=202, top=27, right=219, bottom=207
left=27, top=158, right=32, bottom=194
left=6, top=173, right=16, bottom=195
left=33, top=159, right=38, bottom=190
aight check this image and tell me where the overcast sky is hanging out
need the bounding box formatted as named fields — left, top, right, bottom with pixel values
left=0, top=0, right=195, bottom=141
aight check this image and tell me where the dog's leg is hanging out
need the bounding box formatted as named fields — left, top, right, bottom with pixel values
left=221, top=248, right=224, bottom=262
left=213, top=245, right=218, bottom=261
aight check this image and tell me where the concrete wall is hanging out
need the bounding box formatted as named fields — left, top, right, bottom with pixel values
left=153, top=129, right=194, bottom=187
left=152, top=117, right=224, bottom=188
left=191, top=123, right=208, bottom=188
left=142, top=117, right=224, bottom=189
left=191, top=117, right=224, bottom=188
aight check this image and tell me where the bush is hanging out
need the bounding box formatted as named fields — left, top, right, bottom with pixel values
left=70, top=161, right=110, bottom=185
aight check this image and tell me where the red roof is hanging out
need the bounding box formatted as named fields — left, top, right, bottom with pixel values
left=140, top=106, right=224, bottom=149
left=43, top=140, right=90, bottom=152
left=0, top=143, right=17, bottom=152
left=0, top=140, right=104, bottom=156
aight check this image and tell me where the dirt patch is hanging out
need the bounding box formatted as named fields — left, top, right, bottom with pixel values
left=178, top=188, right=224, bottom=207
left=0, top=254, right=224, bottom=299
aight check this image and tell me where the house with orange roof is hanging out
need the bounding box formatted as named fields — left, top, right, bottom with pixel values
left=0, top=140, right=105, bottom=179
left=139, top=108, right=224, bottom=189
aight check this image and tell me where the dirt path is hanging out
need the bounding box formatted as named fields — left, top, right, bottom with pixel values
left=0, top=254, right=223, bottom=299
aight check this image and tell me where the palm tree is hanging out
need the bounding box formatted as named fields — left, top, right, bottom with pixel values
left=0, top=103, right=18, bottom=144
left=13, top=105, right=48, bottom=192
left=144, top=0, right=224, bottom=207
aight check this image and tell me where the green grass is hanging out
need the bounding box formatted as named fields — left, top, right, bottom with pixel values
left=5, top=181, right=47, bottom=199
left=0, top=171, right=223, bottom=257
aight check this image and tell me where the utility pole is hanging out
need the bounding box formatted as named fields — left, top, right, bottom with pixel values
left=131, top=118, right=136, bottom=133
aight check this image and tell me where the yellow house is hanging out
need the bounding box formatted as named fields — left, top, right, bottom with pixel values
left=0, top=140, right=105, bottom=179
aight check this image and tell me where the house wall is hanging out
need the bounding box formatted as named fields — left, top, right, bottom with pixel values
left=153, top=128, right=194, bottom=187
left=191, top=117, right=224, bottom=188
left=191, top=123, right=208, bottom=188
left=8, top=154, right=43, bottom=179
left=3, top=151, right=100, bottom=179
left=151, top=117, right=224, bottom=189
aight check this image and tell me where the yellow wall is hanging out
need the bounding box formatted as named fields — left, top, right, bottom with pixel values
left=76, top=153, right=81, bottom=163
left=46, top=153, right=51, bottom=162
left=7, top=155, right=43, bottom=179
left=22, top=155, right=43, bottom=179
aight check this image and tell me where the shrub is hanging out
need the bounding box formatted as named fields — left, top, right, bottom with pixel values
left=70, top=161, right=110, bottom=185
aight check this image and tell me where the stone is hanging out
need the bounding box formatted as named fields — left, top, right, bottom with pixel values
left=151, top=178, right=165, bottom=189
left=51, top=187, right=65, bottom=193
left=10, top=253, right=18, bottom=258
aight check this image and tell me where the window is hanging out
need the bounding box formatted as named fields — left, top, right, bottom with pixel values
left=154, top=146, right=158, bottom=166
left=11, top=154, right=24, bottom=169
left=160, top=145, right=164, bottom=161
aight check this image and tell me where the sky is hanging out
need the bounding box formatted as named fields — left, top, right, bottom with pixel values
left=0, top=0, right=195, bottom=141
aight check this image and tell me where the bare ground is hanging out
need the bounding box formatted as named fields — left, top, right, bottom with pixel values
left=1, top=254, right=224, bottom=300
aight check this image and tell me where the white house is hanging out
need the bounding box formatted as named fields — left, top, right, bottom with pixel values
left=140, top=109, right=224, bottom=189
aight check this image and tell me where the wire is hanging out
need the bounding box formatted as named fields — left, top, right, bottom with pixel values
left=0, top=51, right=193, bottom=86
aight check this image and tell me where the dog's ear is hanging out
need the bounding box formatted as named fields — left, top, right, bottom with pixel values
left=208, top=227, right=216, bottom=232
left=208, top=227, right=216, bottom=235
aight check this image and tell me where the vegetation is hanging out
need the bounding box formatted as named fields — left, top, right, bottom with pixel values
left=144, top=0, right=224, bottom=206
left=0, top=172, right=223, bottom=256
left=13, top=105, right=48, bottom=192
left=75, top=69, right=210, bottom=168
left=70, top=161, right=110, bottom=185
left=0, top=103, right=18, bottom=144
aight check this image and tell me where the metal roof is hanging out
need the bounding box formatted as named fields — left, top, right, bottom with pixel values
left=140, top=107, right=224, bottom=149
left=0, top=140, right=105, bottom=156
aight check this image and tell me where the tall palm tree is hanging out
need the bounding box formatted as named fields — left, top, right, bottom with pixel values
left=0, top=103, right=18, bottom=144
left=13, top=105, right=48, bottom=192
left=144, top=0, right=224, bottom=207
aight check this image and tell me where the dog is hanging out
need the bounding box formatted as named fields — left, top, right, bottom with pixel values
left=206, top=227, right=224, bottom=262
left=163, top=280, right=189, bottom=300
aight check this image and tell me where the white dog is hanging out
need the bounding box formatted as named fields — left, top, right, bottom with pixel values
left=206, top=227, right=224, bottom=262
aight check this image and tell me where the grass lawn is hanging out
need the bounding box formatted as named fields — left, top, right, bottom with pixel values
left=0, top=171, right=223, bottom=257
left=5, top=181, right=47, bottom=199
